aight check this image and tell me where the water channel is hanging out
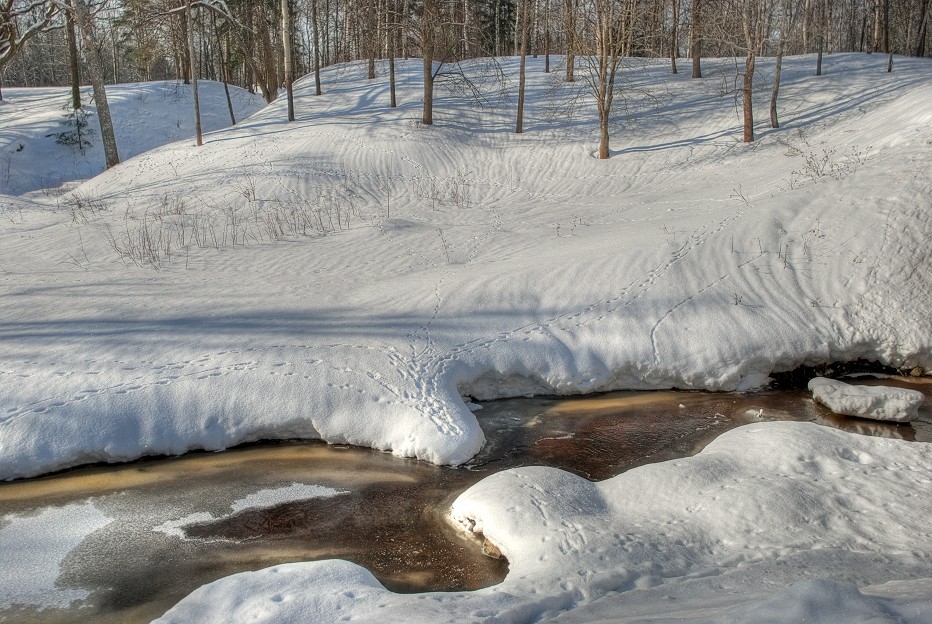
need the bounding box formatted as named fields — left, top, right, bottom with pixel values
left=1, top=377, right=928, bottom=624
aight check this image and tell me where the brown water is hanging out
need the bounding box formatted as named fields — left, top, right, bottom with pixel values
left=0, top=378, right=928, bottom=624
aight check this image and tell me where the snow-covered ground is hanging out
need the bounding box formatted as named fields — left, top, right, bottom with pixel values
left=0, top=80, right=265, bottom=196
left=1, top=53, right=931, bottom=622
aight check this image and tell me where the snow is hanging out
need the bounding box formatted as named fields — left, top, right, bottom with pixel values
left=1, top=52, right=932, bottom=622
left=0, top=501, right=113, bottom=610
left=156, top=422, right=932, bottom=623
left=153, top=482, right=347, bottom=539
left=0, top=80, right=265, bottom=196
left=809, top=377, right=926, bottom=421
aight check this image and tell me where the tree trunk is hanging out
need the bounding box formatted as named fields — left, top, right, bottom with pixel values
left=179, top=1, right=191, bottom=83
left=770, top=37, right=783, bottom=128
left=66, top=8, right=81, bottom=110
left=914, top=0, right=929, bottom=56
left=389, top=0, right=397, bottom=106
left=690, top=0, right=701, bottom=77
left=516, top=0, right=528, bottom=133
left=564, top=0, right=575, bottom=81
left=671, top=0, right=678, bottom=74
left=872, top=0, right=882, bottom=53
left=816, top=34, right=823, bottom=74
left=421, top=0, right=435, bottom=125
left=544, top=0, right=550, bottom=72
left=802, top=0, right=810, bottom=50
left=312, top=0, right=323, bottom=94
left=71, top=0, right=120, bottom=168
left=186, top=0, right=203, bottom=146
left=211, top=15, right=236, bottom=125
left=599, top=114, right=610, bottom=159
left=282, top=0, right=295, bottom=120
left=742, top=51, right=754, bottom=142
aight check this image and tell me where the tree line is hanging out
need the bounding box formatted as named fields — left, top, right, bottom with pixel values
left=2, top=0, right=929, bottom=162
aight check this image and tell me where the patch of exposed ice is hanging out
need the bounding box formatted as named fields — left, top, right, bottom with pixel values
left=154, top=484, right=348, bottom=539
left=0, top=502, right=112, bottom=609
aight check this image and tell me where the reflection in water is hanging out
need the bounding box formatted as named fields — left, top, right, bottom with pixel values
left=0, top=378, right=927, bottom=624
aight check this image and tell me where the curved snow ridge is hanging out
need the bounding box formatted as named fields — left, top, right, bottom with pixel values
left=154, top=422, right=932, bottom=623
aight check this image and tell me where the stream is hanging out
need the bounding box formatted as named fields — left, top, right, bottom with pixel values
left=1, top=378, right=928, bottom=624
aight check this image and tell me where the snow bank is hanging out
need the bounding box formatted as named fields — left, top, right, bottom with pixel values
left=809, top=377, right=926, bottom=421
left=155, top=422, right=932, bottom=623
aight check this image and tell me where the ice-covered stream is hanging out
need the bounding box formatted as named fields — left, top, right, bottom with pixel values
left=1, top=378, right=927, bottom=624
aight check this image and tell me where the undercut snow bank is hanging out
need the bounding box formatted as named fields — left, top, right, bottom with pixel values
left=809, top=377, right=925, bottom=421
left=155, top=422, right=932, bottom=623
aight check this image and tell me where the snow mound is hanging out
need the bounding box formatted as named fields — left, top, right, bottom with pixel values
left=155, top=422, right=932, bottom=623
left=809, top=377, right=925, bottom=421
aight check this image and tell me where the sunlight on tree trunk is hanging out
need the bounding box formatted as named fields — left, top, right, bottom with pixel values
left=71, top=0, right=120, bottom=168
left=185, top=0, right=203, bottom=146
left=282, top=0, right=295, bottom=121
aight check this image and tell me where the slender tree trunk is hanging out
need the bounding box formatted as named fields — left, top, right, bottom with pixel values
left=71, top=0, right=120, bottom=168
left=212, top=15, right=236, bottom=125
left=816, top=33, right=823, bottom=74
left=742, top=51, right=754, bottom=142
left=516, top=0, right=529, bottom=133
left=311, top=0, right=323, bottom=94
left=185, top=0, right=203, bottom=146
left=871, top=0, right=882, bottom=53
left=914, top=0, right=929, bottom=56
left=282, top=0, right=295, bottom=120
left=671, top=0, right=679, bottom=73
left=884, top=0, right=892, bottom=71
left=179, top=2, right=191, bottom=83
left=544, top=0, right=550, bottom=72
left=802, top=0, right=810, bottom=50
left=690, top=0, right=702, bottom=77
left=564, top=0, right=575, bottom=81
left=389, top=0, right=397, bottom=106
left=66, top=7, right=81, bottom=110
left=770, top=36, right=783, bottom=128
left=421, top=0, right=435, bottom=125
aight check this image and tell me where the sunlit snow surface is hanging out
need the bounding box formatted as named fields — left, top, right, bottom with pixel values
left=809, top=377, right=925, bottom=421
left=2, top=52, right=932, bottom=622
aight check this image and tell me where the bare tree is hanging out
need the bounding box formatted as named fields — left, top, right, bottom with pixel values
left=583, top=0, right=631, bottom=158
left=564, top=0, right=577, bottom=81
left=737, top=0, right=775, bottom=142
left=771, top=0, right=798, bottom=127
left=0, top=0, right=60, bottom=99
left=419, top=0, right=437, bottom=124
left=282, top=0, right=295, bottom=119
left=689, top=0, right=701, bottom=77
left=70, top=0, right=120, bottom=167
left=516, top=0, right=529, bottom=132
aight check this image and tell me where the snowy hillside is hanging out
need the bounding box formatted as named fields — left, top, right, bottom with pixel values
left=2, top=51, right=932, bottom=622
left=0, top=80, right=265, bottom=196
left=2, top=54, right=929, bottom=478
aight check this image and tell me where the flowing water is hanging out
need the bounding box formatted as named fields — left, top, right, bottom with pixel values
left=0, top=378, right=928, bottom=624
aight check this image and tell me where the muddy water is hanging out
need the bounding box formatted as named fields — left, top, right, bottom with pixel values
left=0, top=378, right=928, bottom=624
